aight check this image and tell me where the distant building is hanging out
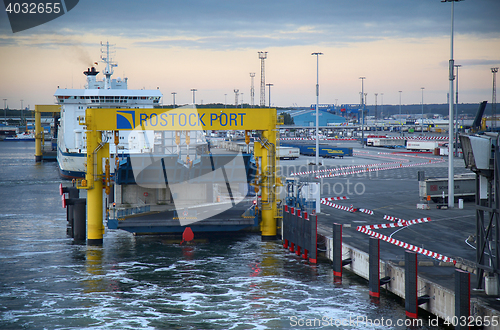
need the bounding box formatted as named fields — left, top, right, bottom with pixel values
left=287, top=109, right=346, bottom=126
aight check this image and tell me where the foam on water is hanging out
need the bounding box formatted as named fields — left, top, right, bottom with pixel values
left=0, top=142, right=444, bottom=330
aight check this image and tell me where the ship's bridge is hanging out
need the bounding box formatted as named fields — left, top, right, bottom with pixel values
left=54, top=89, right=162, bottom=106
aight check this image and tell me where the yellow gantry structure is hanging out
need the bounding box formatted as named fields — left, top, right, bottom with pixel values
left=34, top=105, right=61, bottom=162
left=79, top=107, right=281, bottom=244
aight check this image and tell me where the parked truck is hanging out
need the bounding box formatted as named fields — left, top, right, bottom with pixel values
left=418, top=173, right=476, bottom=203
left=406, top=140, right=444, bottom=151
left=277, top=147, right=300, bottom=160
left=280, top=142, right=353, bottom=158
left=366, top=137, right=406, bottom=148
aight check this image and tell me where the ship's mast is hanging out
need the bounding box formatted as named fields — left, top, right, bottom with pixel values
left=100, top=41, right=117, bottom=89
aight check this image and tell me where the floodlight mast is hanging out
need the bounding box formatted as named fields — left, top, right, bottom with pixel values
left=312, top=52, right=323, bottom=165
left=360, top=77, right=366, bottom=148
left=442, top=0, right=462, bottom=208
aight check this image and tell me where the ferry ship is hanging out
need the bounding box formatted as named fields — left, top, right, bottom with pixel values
left=55, top=42, right=163, bottom=178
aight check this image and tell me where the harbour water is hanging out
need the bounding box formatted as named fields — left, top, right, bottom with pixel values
left=0, top=142, right=444, bottom=329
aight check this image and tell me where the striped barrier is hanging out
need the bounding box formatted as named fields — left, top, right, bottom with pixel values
left=316, top=159, right=445, bottom=179
left=321, top=200, right=354, bottom=212
left=358, top=208, right=374, bottom=215
left=384, top=215, right=406, bottom=223
left=359, top=217, right=431, bottom=230
left=383, top=215, right=431, bottom=225
left=357, top=227, right=455, bottom=263
left=379, top=152, right=442, bottom=161
left=354, top=153, right=412, bottom=162
left=320, top=200, right=374, bottom=215
left=280, top=137, right=357, bottom=141
left=321, top=196, right=349, bottom=201
left=358, top=223, right=407, bottom=230
left=388, top=137, right=449, bottom=140
left=291, top=161, right=409, bottom=177
left=405, top=217, right=431, bottom=225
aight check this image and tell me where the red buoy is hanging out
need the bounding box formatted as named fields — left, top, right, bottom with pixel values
left=180, top=227, right=194, bottom=245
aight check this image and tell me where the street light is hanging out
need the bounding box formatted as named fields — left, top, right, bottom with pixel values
left=398, top=91, right=402, bottom=118
left=381, top=93, right=384, bottom=119
left=455, top=64, right=461, bottom=156
left=399, top=91, right=403, bottom=132
left=421, top=87, right=425, bottom=135
left=442, top=0, right=462, bottom=208
left=171, top=92, right=177, bottom=108
left=311, top=52, right=323, bottom=166
left=266, top=84, right=273, bottom=107
left=191, top=89, right=197, bottom=105
left=492, top=67, right=498, bottom=129
left=3, top=99, right=6, bottom=125
left=359, top=77, right=366, bottom=148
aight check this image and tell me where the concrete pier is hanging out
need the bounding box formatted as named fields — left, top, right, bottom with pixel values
left=283, top=142, right=500, bottom=328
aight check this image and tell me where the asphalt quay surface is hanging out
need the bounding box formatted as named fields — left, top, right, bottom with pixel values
left=281, top=142, right=478, bottom=292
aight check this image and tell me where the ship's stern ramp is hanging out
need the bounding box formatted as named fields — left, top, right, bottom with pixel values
left=113, top=151, right=257, bottom=232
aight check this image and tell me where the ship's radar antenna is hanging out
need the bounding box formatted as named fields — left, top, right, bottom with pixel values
left=100, top=41, right=117, bottom=89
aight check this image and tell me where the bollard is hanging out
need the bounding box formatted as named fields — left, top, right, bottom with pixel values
left=455, top=269, right=470, bottom=330
left=369, top=237, right=381, bottom=298
left=308, top=212, right=317, bottom=264
left=60, top=185, right=79, bottom=238
left=72, top=199, right=87, bottom=242
left=405, top=250, right=418, bottom=318
left=332, top=223, right=343, bottom=277
left=283, top=205, right=289, bottom=249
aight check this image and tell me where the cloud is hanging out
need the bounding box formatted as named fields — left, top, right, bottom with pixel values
left=1, top=0, right=498, bottom=50
left=459, top=59, right=500, bottom=67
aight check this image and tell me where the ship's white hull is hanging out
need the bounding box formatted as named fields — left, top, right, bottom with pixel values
left=57, top=145, right=86, bottom=179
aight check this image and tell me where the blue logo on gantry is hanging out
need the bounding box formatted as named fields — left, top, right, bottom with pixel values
left=116, top=111, right=135, bottom=129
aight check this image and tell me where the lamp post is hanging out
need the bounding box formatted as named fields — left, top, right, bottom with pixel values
left=398, top=91, right=402, bottom=118
left=20, top=99, right=23, bottom=125
left=421, top=87, right=425, bottom=135
left=3, top=99, right=6, bottom=125
left=312, top=52, right=323, bottom=165
left=266, top=84, right=273, bottom=107
left=191, top=89, right=197, bottom=105
left=359, top=77, right=366, bottom=148
left=381, top=93, right=384, bottom=119
left=442, top=0, right=462, bottom=208
left=171, top=92, right=176, bottom=108
left=492, top=67, right=498, bottom=129
left=399, top=91, right=402, bottom=132
left=455, top=64, right=461, bottom=156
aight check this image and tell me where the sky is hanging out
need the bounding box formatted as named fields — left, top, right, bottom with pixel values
left=0, top=0, right=499, bottom=110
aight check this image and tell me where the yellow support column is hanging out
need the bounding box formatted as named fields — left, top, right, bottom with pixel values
left=85, top=108, right=109, bottom=245
left=34, top=106, right=42, bottom=162
left=259, top=115, right=278, bottom=241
